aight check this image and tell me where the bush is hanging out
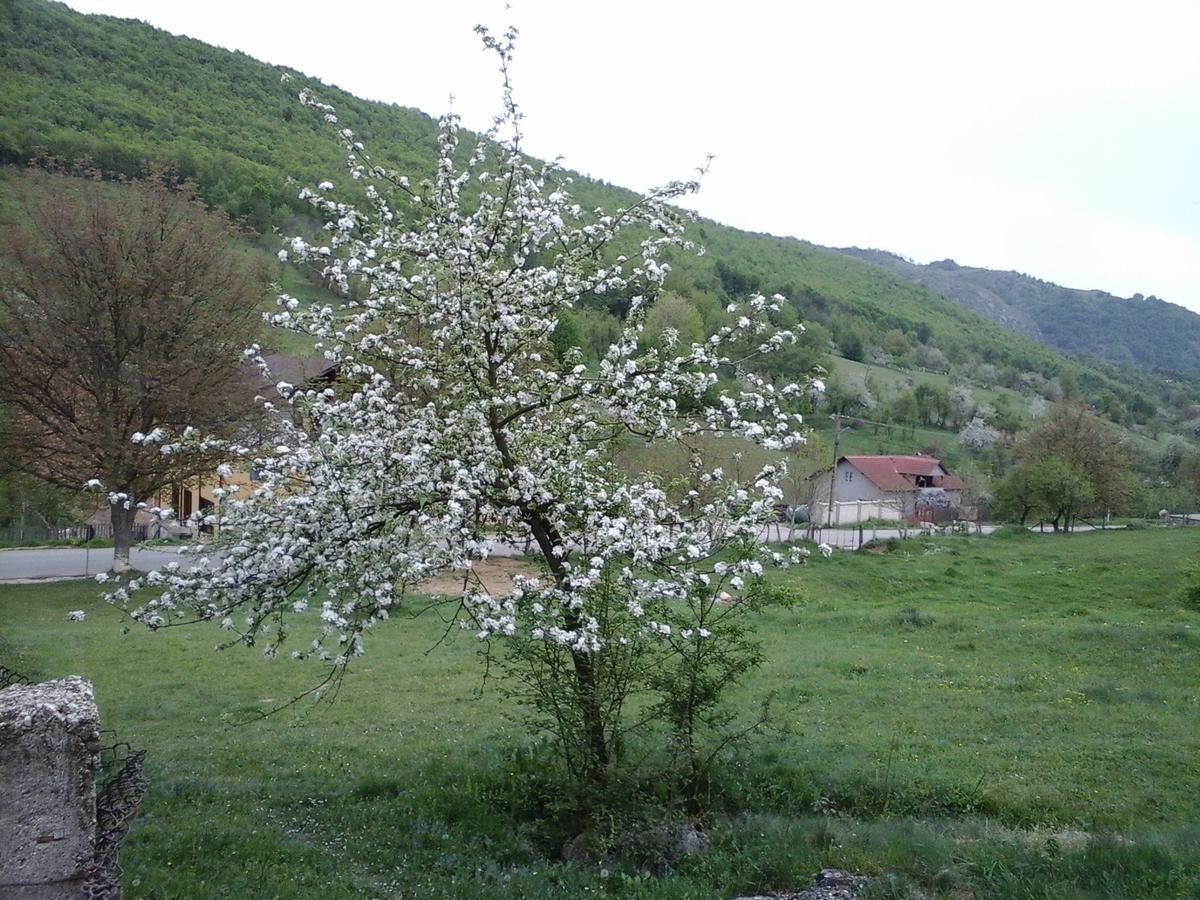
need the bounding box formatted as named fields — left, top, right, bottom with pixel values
left=894, top=608, right=934, bottom=628
left=1180, top=557, right=1200, bottom=611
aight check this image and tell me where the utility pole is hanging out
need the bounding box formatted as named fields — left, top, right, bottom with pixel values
left=826, top=412, right=842, bottom=527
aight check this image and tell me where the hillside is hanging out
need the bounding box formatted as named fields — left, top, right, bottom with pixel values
left=3, top=0, right=1200, bottom=430
left=839, top=248, right=1200, bottom=374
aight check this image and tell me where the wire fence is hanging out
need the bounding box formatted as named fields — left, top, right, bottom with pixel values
left=0, top=522, right=150, bottom=545
left=0, top=662, right=30, bottom=689
left=84, top=735, right=148, bottom=899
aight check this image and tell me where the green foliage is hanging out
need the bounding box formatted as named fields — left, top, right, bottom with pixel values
left=642, top=292, right=705, bottom=348
left=0, top=472, right=82, bottom=529
left=1180, top=556, right=1200, bottom=611
left=994, top=404, right=1135, bottom=527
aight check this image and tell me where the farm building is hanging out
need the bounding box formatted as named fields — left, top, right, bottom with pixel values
left=808, top=454, right=964, bottom=524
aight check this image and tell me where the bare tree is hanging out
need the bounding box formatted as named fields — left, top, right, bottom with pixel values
left=0, top=168, right=265, bottom=570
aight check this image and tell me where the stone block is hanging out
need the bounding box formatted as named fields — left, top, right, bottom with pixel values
left=0, top=676, right=99, bottom=899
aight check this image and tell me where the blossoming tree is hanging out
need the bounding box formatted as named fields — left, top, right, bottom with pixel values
left=112, top=28, right=817, bottom=789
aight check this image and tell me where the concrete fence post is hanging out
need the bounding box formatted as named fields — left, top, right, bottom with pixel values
left=0, top=677, right=100, bottom=899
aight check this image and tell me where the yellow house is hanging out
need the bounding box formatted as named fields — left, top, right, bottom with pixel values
left=153, top=354, right=340, bottom=533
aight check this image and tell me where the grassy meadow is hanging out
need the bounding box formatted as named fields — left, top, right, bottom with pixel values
left=2, top=528, right=1199, bottom=898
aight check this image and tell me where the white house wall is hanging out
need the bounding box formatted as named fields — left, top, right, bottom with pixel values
left=810, top=461, right=886, bottom=505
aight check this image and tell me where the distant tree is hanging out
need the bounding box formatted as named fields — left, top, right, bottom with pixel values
left=642, top=291, right=705, bottom=348
left=1057, top=369, right=1080, bottom=400
left=747, top=311, right=830, bottom=387
left=988, top=395, right=1024, bottom=437
left=823, top=374, right=874, bottom=416
left=886, top=389, right=915, bottom=426
left=949, top=385, right=977, bottom=430
left=911, top=382, right=951, bottom=428
left=913, top=343, right=949, bottom=373
left=572, top=307, right=622, bottom=364
left=713, top=259, right=760, bottom=299
left=882, top=328, right=910, bottom=358
left=995, top=402, right=1133, bottom=529
left=833, top=322, right=865, bottom=362
left=1175, top=450, right=1200, bottom=505
left=0, top=168, right=264, bottom=570
left=975, top=363, right=1000, bottom=386
left=958, top=417, right=1000, bottom=452
left=993, top=459, right=1045, bottom=525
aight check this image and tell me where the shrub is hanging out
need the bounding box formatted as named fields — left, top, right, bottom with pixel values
left=894, top=608, right=934, bottom=628
left=1180, top=558, right=1200, bottom=611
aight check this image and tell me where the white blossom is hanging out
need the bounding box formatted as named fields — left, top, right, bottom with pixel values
left=108, top=32, right=818, bottom=687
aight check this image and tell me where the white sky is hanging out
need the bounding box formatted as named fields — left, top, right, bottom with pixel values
left=63, top=0, right=1200, bottom=313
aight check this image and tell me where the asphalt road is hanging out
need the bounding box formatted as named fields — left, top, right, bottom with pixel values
left=0, top=547, right=195, bottom=582
left=1, top=522, right=1111, bottom=582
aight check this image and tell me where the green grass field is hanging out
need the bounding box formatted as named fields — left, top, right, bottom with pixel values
left=2, top=528, right=1199, bottom=898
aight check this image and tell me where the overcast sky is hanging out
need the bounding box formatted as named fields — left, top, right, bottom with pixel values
left=63, top=0, right=1200, bottom=313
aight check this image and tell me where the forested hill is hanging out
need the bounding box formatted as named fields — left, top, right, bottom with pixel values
left=3, top=0, right=1199, bottom=423
left=839, top=248, right=1200, bottom=374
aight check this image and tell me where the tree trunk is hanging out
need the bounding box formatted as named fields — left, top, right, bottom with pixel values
left=568, top=639, right=610, bottom=784
left=486, top=406, right=610, bottom=786
left=524, top=510, right=610, bottom=786
left=110, top=498, right=136, bottom=574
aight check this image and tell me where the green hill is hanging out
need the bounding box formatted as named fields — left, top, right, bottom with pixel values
left=3, top=0, right=1199, bottom=433
left=840, top=248, right=1200, bottom=374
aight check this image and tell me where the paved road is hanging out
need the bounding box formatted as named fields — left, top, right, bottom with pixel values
left=0, top=541, right=521, bottom=582
left=0, top=522, right=1125, bottom=582
left=0, top=547, right=194, bottom=582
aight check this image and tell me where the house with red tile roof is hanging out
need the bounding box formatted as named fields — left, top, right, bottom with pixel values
left=809, top=454, right=964, bottom=520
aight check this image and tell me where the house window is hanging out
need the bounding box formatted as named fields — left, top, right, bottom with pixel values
left=843, top=470, right=853, bottom=483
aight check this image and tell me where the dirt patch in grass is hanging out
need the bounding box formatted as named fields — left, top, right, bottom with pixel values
left=417, top=557, right=538, bottom=597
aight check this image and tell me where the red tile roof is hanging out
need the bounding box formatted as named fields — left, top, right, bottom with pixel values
left=843, top=456, right=963, bottom=493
